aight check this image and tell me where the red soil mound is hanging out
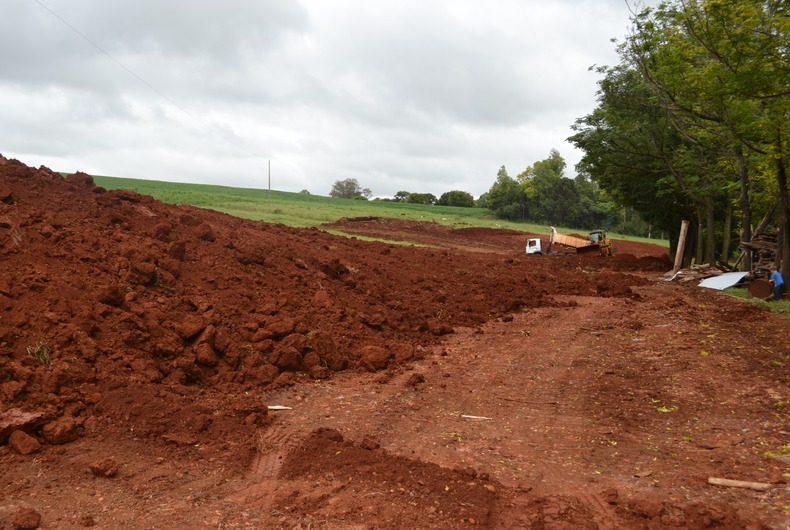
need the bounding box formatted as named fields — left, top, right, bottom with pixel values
left=0, top=161, right=668, bottom=428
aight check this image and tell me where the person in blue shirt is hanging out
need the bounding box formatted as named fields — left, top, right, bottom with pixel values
left=769, top=266, right=784, bottom=301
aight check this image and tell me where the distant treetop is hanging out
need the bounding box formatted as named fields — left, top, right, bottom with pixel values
left=330, top=178, right=372, bottom=199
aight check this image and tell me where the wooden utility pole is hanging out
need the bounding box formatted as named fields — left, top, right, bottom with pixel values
left=673, top=220, right=689, bottom=274
left=268, top=160, right=271, bottom=214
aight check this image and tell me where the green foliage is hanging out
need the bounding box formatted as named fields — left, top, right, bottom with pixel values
left=568, top=65, right=692, bottom=238
left=611, top=208, right=653, bottom=238
left=486, top=166, right=528, bottom=221
left=569, top=0, right=790, bottom=267
left=390, top=190, right=473, bottom=206
left=517, top=149, right=566, bottom=222
left=437, top=190, right=474, bottom=207
left=482, top=153, right=636, bottom=234
left=404, top=193, right=436, bottom=205
left=330, top=178, right=372, bottom=199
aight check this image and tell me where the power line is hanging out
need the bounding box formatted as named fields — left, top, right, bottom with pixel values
left=33, top=0, right=196, bottom=121
left=32, top=0, right=264, bottom=162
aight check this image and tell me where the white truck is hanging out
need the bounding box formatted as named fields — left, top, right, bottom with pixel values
left=526, top=238, right=543, bottom=255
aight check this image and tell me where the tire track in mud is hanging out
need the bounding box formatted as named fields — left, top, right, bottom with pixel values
left=248, top=425, right=307, bottom=480
left=501, top=297, right=628, bottom=529
left=223, top=424, right=309, bottom=517
left=396, top=295, right=628, bottom=528
left=397, top=297, right=622, bottom=475
left=225, top=370, right=440, bottom=523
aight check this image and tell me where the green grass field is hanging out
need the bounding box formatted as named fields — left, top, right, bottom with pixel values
left=90, top=175, right=668, bottom=246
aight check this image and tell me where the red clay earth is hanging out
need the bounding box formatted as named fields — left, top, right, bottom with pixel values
left=0, top=155, right=787, bottom=529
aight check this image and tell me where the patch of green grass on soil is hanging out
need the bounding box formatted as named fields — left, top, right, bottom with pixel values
left=726, top=287, right=790, bottom=318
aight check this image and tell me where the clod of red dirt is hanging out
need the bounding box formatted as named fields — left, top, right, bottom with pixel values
left=618, top=499, right=747, bottom=529
left=11, top=508, right=41, bottom=530
left=40, top=415, right=82, bottom=444
left=89, top=456, right=119, bottom=477
left=0, top=409, right=53, bottom=443
left=405, top=372, right=426, bottom=387
left=7, top=430, right=40, bottom=455
left=359, top=435, right=381, bottom=450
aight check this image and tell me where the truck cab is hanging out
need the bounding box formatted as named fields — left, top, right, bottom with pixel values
left=526, top=238, right=543, bottom=255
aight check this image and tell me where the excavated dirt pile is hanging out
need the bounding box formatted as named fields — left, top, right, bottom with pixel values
left=0, top=155, right=787, bottom=529
left=0, top=157, right=660, bottom=419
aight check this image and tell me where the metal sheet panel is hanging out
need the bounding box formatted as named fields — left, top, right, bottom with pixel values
left=698, top=272, right=748, bottom=290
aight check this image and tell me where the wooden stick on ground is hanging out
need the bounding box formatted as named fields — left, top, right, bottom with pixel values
left=707, top=477, right=772, bottom=491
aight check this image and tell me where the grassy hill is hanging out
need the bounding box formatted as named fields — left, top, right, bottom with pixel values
left=91, top=175, right=667, bottom=246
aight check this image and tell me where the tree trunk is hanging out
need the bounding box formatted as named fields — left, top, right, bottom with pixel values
left=736, top=148, right=752, bottom=271
left=684, top=217, right=698, bottom=268
left=695, top=211, right=704, bottom=264
left=778, top=152, right=789, bottom=278
left=704, top=197, right=716, bottom=265
left=720, top=203, right=732, bottom=265
left=668, top=224, right=679, bottom=258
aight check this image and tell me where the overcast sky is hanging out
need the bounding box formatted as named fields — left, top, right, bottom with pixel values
left=1, top=0, right=649, bottom=199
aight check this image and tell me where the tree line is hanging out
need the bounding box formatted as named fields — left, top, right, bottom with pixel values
left=328, top=159, right=647, bottom=237
left=329, top=178, right=475, bottom=207
left=567, top=0, right=789, bottom=272
left=474, top=150, right=647, bottom=235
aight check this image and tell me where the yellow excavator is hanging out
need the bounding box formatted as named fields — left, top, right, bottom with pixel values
left=547, top=227, right=613, bottom=256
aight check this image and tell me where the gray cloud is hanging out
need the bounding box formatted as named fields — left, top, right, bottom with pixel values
left=0, top=0, right=652, bottom=199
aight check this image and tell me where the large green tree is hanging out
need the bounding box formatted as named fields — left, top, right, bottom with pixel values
left=486, top=166, right=528, bottom=221
left=437, top=190, right=475, bottom=207
left=568, top=64, right=695, bottom=260
left=329, top=178, right=372, bottom=199
left=571, top=0, right=789, bottom=269
left=393, top=191, right=411, bottom=202
left=406, top=193, right=437, bottom=205
left=517, top=149, right=565, bottom=223
left=624, top=0, right=790, bottom=268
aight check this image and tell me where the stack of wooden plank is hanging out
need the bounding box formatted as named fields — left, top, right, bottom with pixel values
left=739, top=228, right=778, bottom=278
left=665, top=263, right=729, bottom=282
